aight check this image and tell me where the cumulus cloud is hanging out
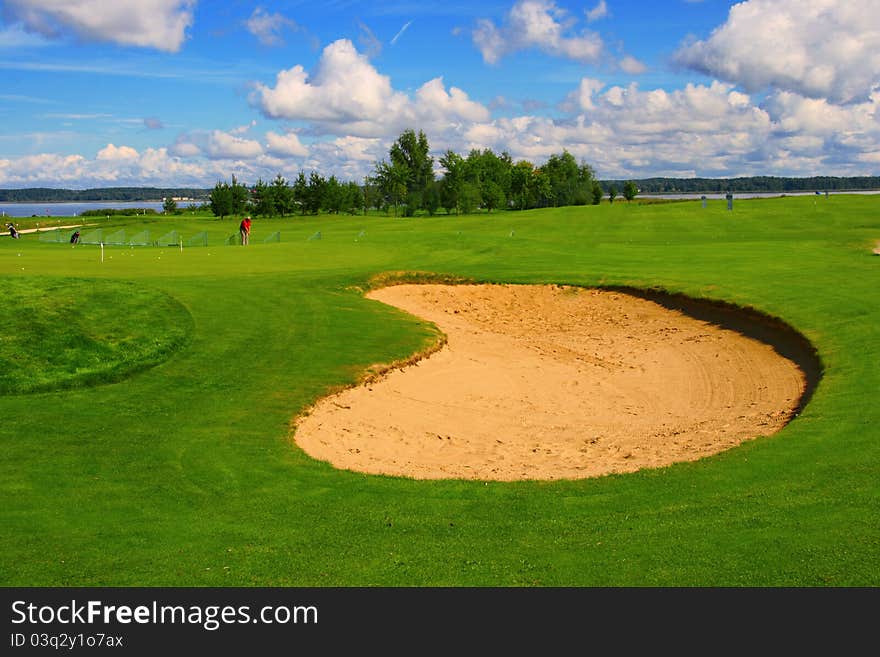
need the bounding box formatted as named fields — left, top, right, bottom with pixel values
left=252, top=39, right=407, bottom=132
left=205, top=130, right=263, bottom=160
left=301, top=136, right=386, bottom=180
left=2, top=0, right=194, bottom=52
left=96, top=143, right=139, bottom=160
left=0, top=146, right=214, bottom=187
left=674, top=0, right=880, bottom=104
left=457, top=78, right=880, bottom=178
left=245, top=7, right=300, bottom=47
left=251, top=39, right=489, bottom=138
left=473, top=0, right=603, bottom=64
left=265, top=130, right=309, bottom=157
left=169, top=125, right=265, bottom=160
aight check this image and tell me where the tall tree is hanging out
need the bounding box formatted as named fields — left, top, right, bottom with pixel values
left=209, top=180, right=232, bottom=219
left=388, top=128, right=434, bottom=214
left=306, top=172, right=326, bottom=215
left=250, top=178, right=276, bottom=217
left=623, top=180, right=638, bottom=202
left=271, top=174, right=294, bottom=216
left=510, top=160, right=536, bottom=211
left=372, top=159, right=409, bottom=217
left=292, top=172, right=308, bottom=215
left=439, top=150, right=465, bottom=215
left=591, top=180, right=603, bottom=205
left=324, top=175, right=343, bottom=214
left=230, top=174, right=249, bottom=215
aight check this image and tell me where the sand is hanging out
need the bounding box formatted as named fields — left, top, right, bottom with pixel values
left=293, top=284, right=809, bottom=481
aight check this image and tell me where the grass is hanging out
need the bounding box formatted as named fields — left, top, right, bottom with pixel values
left=0, top=278, right=191, bottom=395
left=0, top=195, right=878, bottom=586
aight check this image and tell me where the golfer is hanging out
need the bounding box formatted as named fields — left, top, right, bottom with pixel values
left=239, top=216, right=251, bottom=246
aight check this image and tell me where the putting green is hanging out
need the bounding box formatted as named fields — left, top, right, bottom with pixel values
left=0, top=278, right=192, bottom=395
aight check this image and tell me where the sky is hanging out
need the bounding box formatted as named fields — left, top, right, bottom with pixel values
left=0, top=0, right=878, bottom=188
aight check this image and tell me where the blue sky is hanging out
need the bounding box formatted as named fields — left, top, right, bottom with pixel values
left=0, top=0, right=878, bottom=187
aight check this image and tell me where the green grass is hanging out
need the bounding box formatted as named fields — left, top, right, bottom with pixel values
left=1, top=195, right=878, bottom=586
left=0, top=278, right=191, bottom=394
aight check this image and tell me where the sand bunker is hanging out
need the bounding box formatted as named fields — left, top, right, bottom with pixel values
left=294, top=284, right=809, bottom=481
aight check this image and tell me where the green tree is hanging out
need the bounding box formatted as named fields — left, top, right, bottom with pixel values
left=424, top=180, right=441, bottom=216
left=305, top=172, right=326, bottom=215
left=209, top=180, right=232, bottom=218
left=439, top=150, right=465, bottom=215
left=575, top=161, right=596, bottom=205
left=608, top=185, right=618, bottom=204
left=362, top=178, right=378, bottom=215
left=250, top=178, right=276, bottom=217
left=459, top=182, right=482, bottom=215
left=271, top=174, right=294, bottom=216
left=482, top=180, right=505, bottom=213
left=323, top=176, right=343, bottom=214
left=591, top=180, right=604, bottom=205
left=540, top=150, right=580, bottom=207
left=623, top=180, right=638, bottom=202
left=372, top=159, right=409, bottom=217
left=470, top=149, right=512, bottom=212
left=389, top=128, right=434, bottom=213
left=230, top=174, right=249, bottom=215
left=533, top=169, right=553, bottom=207
left=162, top=197, right=177, bottom=214
left=292, top=172, right=308, bottom=215
left=510, top=160, right=536, bottom=210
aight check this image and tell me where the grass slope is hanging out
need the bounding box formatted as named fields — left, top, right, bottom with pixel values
left=1, top=195, right=878, bottom=586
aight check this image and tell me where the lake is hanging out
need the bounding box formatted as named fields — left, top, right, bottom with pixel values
left=0, top=200, right=204, bottom=218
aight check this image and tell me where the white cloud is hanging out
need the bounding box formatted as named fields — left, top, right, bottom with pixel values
left=168, top=137, right=202, bottom=158
left=3, top=0, right=194, bottom=52
left=252, top=39, right=407, bottom=133
left=245, top=7, right=300, bottom=47
left=0, top=146, right=213, bottom=187
left=473, top=0, right=603, bottom=64
left=230, top=121, right=258, bottom=136
left=586, top=1, right=608, bottom=23
left=205, top=130, right=264, bottom=160
left=169, top=126, right=265, bottom=160
left=96, top=144, right=139, bottom=160
left=457, top=78, right=880, bottom=178
left=265, top=130, right=309, bottom=157
left=562, top=77, right=605, bottom=111
left=675, top=0, right=880, bottom=104
left=619, top=55, right=646, bottom=75
left=414, top=77, right=491, bottom=124
left=251, top=39, right=489, bottom=138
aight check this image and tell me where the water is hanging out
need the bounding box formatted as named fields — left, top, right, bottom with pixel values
left=640, top=190, right=880, bottom=200
left=0, top=200, right=201, bottom=218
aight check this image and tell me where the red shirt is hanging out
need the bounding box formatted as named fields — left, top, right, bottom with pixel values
left=240, top=218, right=251, bottom=232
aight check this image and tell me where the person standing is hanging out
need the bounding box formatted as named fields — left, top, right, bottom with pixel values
left=239, top=216, right=251, bottom=245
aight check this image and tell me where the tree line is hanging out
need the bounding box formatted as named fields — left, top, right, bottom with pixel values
left=208, top=129, right=616, bottom=219
left=601, top=176, right=880, bottom=194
